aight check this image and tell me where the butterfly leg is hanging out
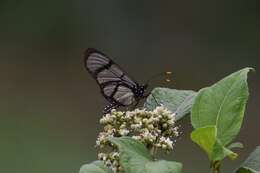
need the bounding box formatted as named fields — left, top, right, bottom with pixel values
left=133, top=100, right=140, bottom=109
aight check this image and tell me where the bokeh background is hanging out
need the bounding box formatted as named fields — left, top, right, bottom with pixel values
left=0, top=1, right=259, bottom=173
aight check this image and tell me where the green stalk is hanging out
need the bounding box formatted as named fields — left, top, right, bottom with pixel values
left=149, top=145, right=158, bottom=159
left=212, top=161, right=221, bottom=173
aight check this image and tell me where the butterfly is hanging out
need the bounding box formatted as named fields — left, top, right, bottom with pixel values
left=84, top=48, right=149, bottom=114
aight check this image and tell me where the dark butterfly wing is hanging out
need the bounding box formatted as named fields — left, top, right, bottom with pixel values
left=84, top=48, right=137, bottom=88
left=84, top=48, right=138, bottom=107
left=103, top=83, right=136, bottom=114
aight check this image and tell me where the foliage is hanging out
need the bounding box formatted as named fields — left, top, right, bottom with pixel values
left=109, top=137, right=182, bottom=173
left=79, top=161, right=113, bottom=173
left=191, top=68, right=252, bottom=162
left=144, top=88, right=197, bottom=121
left=79, top=68, right=258, bottom=173
left=235, top=146, right=260, bottom=173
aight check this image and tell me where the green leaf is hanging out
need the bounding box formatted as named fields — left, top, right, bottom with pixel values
left=191, top=67, right=252, bottom=144
left=191, top=68, right=253, bottom=161
left=191, top=126, right=217, bottom=158
left=190, top=126, right=237, bottom=161
left=145, top=160, right=183, bottom=173
left=235, top=146, right=260, bottom=173
left=144, top=87, right=197, bottom=121
left=211, top=139, right=238, bottom=161
left=109, top=137, right=182, bottom=173
left=79, top=161, right=113, bottom=173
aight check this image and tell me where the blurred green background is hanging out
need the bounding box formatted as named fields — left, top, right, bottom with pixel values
left=0, top=1, right=259, bottom=173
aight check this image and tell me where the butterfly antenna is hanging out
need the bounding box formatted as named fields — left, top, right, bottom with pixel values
left=145, top=71, right=173, bottom=85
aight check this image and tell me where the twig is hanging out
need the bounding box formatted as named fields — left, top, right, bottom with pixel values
left=212, top=161, right=221, bottom=173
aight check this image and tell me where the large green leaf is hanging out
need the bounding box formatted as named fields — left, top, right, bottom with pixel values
left=109, top=137, right=182, bottom=173
left=79, top=161, right=113, bottom=173
left=190, top=126, right=237, bottom=161
left=191, top=68, right=252, bottom=144
left=191, top=126, right=217, bottom=159
left=144, top=87, right=197, bottom=121
left=235, top=146, right=260, bottom=173
left=191, top=68, right=252, bottom=161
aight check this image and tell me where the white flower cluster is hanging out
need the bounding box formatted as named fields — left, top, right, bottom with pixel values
left=96, top=106, right=179, bottom=173
left=98, top=152, right=122, bottom=173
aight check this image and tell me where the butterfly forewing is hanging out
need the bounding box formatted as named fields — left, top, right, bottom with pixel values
left=97, top=68, right=122, bottom=84
left=86, top=51, right=110, bottom=76
left=85, top=49, right=137, bottom=87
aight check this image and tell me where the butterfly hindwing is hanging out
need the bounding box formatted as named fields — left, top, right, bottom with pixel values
left=102, top=82, right=136, bottom=106
left=112, top=84, right=136, bottom=106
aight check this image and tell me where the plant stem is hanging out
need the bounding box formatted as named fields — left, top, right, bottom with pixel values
left=212, top=161, right=221, bottom=173
left=149, top=146, right=157, bottom=159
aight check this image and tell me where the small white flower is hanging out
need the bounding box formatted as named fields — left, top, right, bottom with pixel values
left=130, top=122, right=142, bottom=130
left=111, top=152, right=119, bottom=159
left=119, top=129, right=129, bottom=136
left=132, top=135, right=141, bottom=140
left=98, top=153, right=107, bottom=160
left=165, top=138, right=173, bottom=149
left=147, top=124, right=154, bottom=130
left=105, top=160, right=112, bottom=167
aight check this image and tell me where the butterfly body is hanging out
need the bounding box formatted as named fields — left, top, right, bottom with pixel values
left=84, top=48, right=148, bottom=113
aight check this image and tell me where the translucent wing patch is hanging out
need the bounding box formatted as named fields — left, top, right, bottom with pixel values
left=97, top=65, right=123, bottom=84
left=103, top=84, right=117, bottom=97
left=113, top=85, right=135, bottom=106
left=86, top=52, right=110, bottom=74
